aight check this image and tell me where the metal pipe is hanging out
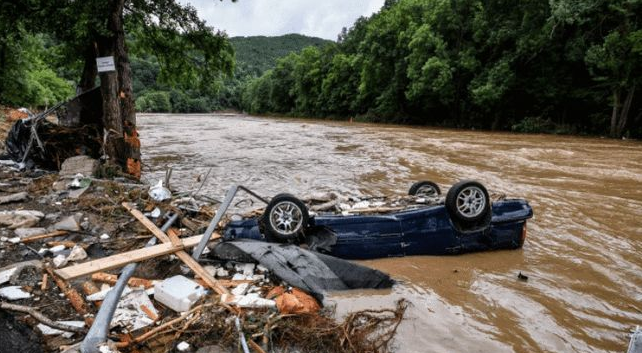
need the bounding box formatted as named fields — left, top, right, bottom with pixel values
left=192, top=185, right=238, bottom=260
left=81, top=212, right=179, bottom=353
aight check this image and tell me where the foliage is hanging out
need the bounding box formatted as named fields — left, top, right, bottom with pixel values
left=240, top=0, right=642, bottom=138
left=129, top=33, right=329, bottom=113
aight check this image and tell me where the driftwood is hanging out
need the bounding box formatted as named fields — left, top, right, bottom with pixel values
left=0, top=302, right=87, bottom=333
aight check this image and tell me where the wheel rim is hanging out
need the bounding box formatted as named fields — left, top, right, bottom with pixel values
left=269, top=201, right=304, bottom=236
left=416, top=185, right=438, bottom=197
left=456, top=186, right=486, bottom=218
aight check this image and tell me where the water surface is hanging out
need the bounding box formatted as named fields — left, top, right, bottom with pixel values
left=139, top=113, right=642, bottom=353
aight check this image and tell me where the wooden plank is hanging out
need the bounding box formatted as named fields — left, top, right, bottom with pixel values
left=122, top=202, right=230, bottom=296
left=54, top=233, right=218, bottom=280
left=20, top=230, right=68, bottom=243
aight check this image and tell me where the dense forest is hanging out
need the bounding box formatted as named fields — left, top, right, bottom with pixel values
left=133, top=34, right=329, bottom=113
left=240, top=0, right=642, bottom=138
left=1, top=0, right=641, bottom=138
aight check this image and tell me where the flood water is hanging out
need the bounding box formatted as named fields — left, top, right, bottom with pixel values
left=138, top=113, right=642, bottom=353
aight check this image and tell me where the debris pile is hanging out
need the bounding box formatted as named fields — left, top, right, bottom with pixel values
left=0, top=156, right=406, bottom=353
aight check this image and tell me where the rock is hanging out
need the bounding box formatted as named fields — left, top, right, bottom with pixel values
left=8, top=237, right=21, bottom=244
left=14, top=227, right=47, bottom=238
left=154, top=275, right=205, bottom=312
left=176, top=341, right=190, bottom=351
left=53, top=255, right=68, bottom=268
left=0, top=210, right=44, bottom=229
left=67, top=245, right=87, bottom=262
left=80, top=221, right=90, bottom=230
left=215, top=267, right=229, bottom=278
left=0, top=191, right=28, bottom=205
left=100, top=233, right=110, bottom=240
left=0, top=286, right=32, bottom=300
left=59, top=155, right=99, bottom=178
left=50, top=215, right=81, bottom=232
left=49, top=245, right=66, bottom=254
left=235, top=263, right=255, bottom=277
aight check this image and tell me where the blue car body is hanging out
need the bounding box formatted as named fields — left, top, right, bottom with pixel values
left=223, top=199, right=533, bottom=260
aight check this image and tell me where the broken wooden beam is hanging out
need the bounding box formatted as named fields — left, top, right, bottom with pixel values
left=122, top=202, right=230, bottom=296
left=54, top=232, right=219, bottom=280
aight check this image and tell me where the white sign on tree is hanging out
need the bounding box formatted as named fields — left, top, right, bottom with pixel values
left=96, top=56, right=116, bottom=73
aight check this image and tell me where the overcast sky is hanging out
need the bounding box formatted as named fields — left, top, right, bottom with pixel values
left=184, top=0, right=385, bottom=40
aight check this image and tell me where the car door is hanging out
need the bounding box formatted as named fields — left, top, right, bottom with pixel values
left=398, top=206, right=460, bottom=255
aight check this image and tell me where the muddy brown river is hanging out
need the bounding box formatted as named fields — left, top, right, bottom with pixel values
left=138, top=113, right=642, bottom=353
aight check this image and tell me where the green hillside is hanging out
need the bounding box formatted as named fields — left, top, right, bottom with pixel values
left=231, top=34, right=331, bottom=76
left=132, top=33, right=331, bottom=113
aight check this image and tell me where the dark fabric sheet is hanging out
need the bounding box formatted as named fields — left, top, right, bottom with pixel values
left=212, top=240, right=393, bottom=300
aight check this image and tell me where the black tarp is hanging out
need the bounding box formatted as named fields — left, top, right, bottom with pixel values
left=2, top=88, right=103, bottom=169
left=212, top=240, right=394, bottom=300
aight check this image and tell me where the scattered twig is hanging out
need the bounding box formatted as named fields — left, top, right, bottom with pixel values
left=0, top=302, right=87, bottom=334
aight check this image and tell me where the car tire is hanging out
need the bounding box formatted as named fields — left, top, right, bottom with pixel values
left=445, top=180, right=490, bottom=225
left=260, top=193, right=309, bottom=242
left=408, top=181, right=441, bottom=197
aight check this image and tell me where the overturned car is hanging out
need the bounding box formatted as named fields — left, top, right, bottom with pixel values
left=221, top=180, right=533, bottom=260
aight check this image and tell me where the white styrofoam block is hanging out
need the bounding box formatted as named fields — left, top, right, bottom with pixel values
left=154, top=275, right=205, bottom=312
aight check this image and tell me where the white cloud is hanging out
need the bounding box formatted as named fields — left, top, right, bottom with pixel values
left=183, top=0, right=384, bottom=40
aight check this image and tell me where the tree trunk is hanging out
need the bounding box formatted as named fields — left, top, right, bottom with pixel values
left=616, top=84, right=635, bottom=138
left=609, top=89, right=620, bottom=138
left=78, top=43, right=98, bottom=94
left=96, top=0, right=141, bottom=179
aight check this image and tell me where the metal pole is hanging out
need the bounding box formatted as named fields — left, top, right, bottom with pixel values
left=192, top=185, right=238, bottom=260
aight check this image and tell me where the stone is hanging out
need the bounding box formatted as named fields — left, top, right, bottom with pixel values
left=0, top=267, right=17, bottom=285
left=0, top=191, right=28, bottom=205
left=215, top=268, right=229, bottom=277
left=14, top=228, right=47, bottom=238
left=50, top=216, right=81, bottom=232
left=53, top=255, right=68, bottom=268
left=49, top=245, right=66, bottom=254
left=100, top=233, right=110, bottom=240
left=66, top=245, right=87, bottom=262
left=111, top=289, right=158, bottom=331
left=0, top=210, right=44, bottom=229
left=59, top=155, right=99, bottom=178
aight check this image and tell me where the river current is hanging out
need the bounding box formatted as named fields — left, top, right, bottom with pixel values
left=139, top=113, right=642, bottom=353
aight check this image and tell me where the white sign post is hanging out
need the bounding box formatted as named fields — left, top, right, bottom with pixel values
left=96, top=56, right=116, bottom=73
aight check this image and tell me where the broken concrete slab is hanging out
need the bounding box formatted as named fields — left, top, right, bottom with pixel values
left=59, top=155, right=99, bottom=178
left=0, top=210, right=44, bottom=229
left=0, top=260, right=43, bottom=286
left=0, top=191, right=28, bottom=204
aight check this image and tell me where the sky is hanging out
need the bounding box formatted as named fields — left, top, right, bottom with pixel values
left=184, top=0, right=385, bottom=40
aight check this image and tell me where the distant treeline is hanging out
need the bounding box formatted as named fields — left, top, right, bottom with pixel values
left=240, top=0, right=642, bottom=138
left=132, top=34, right=329, bottom=114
